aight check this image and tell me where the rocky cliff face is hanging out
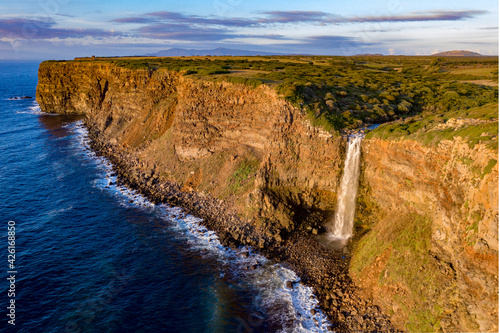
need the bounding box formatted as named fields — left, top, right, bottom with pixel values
left=36, top=60, right=344, bottom=240
left=37, top=61, right=179, bottom=147
left=37, top=60, right=498, bottom=332
left=352, top=137, right=498, bottom=332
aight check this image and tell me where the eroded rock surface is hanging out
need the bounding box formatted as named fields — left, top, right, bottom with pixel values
left=353, top=137, right=498, bottom=332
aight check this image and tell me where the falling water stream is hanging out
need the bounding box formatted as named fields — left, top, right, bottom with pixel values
left=324, top=135, right=363, bottom=249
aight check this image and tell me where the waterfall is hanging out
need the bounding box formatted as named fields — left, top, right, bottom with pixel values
left=328, top=135, right=363, bottom=242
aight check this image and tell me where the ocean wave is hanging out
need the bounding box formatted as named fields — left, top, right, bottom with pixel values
left=15, top=101, right=54, bottom=115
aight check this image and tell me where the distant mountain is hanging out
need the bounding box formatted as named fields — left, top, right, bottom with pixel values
left=431, top=50, right=483, bottom=57
left=144, top=47, right=282, bottom=57
left=353, top=53, right=384, bottom=57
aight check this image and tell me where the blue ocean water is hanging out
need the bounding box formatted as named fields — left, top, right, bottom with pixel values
left=0, top=61, right=331, bottom=333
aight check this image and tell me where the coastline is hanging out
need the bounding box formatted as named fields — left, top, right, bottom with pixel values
left=36, top=58, right=498, bottom=331
left=84, top=121, right=397, bottom=332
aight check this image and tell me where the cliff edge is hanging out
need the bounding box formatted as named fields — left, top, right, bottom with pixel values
left=36, top=59, right=498, bottom=332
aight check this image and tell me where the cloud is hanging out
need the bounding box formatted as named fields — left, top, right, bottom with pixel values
left=258, top=10, right=487, bottom=24
left=258, top=11, right=337, bottom=24
left=458, top=41, right=498, bottom=45
left=346, top=10, right=488, bottom=23
left=2, top=8, right=490, bottom=48
left=111, top=9, right=488, bottom=42
left=135, top=23, right=287, bottom=41
left=112, top=11, right=255, bottom=27
left=119, top=11, right=288, bottom=41
left=136, top=24, right=240, bottom=41
left=110, top=9, right=488, bottom=46
left=0, top=17, right=121, bottom=39
left=303, top=35, right=368, bottom=45
left=112, top=17, right=153, bottom=24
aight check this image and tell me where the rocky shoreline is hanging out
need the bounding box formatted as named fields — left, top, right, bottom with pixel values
left=85, top=121, right=397, bottom=332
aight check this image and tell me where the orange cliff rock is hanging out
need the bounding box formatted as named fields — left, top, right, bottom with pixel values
left=353, top=137, right=498, bottom=332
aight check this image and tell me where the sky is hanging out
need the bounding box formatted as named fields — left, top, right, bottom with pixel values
left=0, top=0, right=498, bottom=59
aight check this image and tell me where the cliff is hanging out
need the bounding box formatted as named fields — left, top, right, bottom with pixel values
left=352, top=137, right=498, bottom=332
left=36, top=60, right=343, bottom=235
left=36, top=59, right=498, bottom=332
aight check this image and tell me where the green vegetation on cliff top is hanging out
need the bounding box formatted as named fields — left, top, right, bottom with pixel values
left=365, top=102, right=498, bottom=149
left=49, top=55, right=498, bottom=142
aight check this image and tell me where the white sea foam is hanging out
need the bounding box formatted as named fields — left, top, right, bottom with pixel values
left=15, top=102, right=50, bottom=115
left=167, top=211, right=332, bottom=332
left=68, top=121, right=333, bottom=332
left=46, top=205, right=74, bottom=217
left=71, top=121, right=155, bottom=208
left=245, top=261, right=331, bottom=333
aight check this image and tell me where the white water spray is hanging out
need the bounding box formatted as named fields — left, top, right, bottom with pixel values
left=328, top=135, right=363, bottom=242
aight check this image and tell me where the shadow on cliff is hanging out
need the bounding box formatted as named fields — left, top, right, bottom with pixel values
left=39, top=114, right=84, bottom=138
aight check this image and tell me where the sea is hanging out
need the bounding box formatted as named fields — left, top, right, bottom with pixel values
left=0, top=61, right=331, bottom=333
